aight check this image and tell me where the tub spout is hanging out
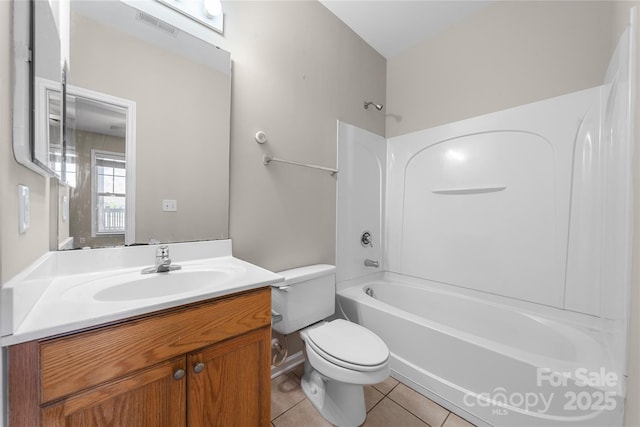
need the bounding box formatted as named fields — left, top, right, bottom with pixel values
left=364, top=259, right=379, bottom=268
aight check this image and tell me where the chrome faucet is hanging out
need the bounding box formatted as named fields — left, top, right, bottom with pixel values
left=364, top=259, right=379, bottom=268
left=141, top=245, right=182, bottom=274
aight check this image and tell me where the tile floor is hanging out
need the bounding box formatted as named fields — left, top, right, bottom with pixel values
left=271, top=365, right=477, bottom=427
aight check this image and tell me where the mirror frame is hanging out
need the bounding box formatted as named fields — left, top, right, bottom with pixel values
left=12, top=0, right=63, bottom=178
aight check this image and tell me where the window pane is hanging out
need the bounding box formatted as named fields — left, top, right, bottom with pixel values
left=103, top=175, right=114, bottom=194
left=97, top=195, right=126, bottom=233
left=114, top=176, right=126, bottom=194
left=93, top=151, right=126, bottom=235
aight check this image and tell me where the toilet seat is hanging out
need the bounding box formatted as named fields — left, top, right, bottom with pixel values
left=304, top=319, right=389, bottom=372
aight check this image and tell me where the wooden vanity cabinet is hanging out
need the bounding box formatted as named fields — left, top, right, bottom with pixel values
left=40, top=357, right=187, bottom=427
left=9, top=287, right=272, bottom=427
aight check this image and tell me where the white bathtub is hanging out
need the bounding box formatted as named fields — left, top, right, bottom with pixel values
left=337, top=273, right=625, bottom=427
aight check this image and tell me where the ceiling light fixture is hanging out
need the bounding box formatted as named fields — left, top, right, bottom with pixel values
left=203, top=0, right=222, bottom=18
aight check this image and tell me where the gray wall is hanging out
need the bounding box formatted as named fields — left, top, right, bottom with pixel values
left=386, top=1, right=615, bottom=137
left=224, top=1, right=386, bottom=272
left=1, top=0, right=52, bottom=421
left=1, top=3, right=52, bottom=283
left=0, top=0, right=386, bottom=282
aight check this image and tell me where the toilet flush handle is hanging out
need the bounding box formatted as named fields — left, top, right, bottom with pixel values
left=271, top=309, right=283, bottom=323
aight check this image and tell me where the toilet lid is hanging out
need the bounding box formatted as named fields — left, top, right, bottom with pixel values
left=305, top=319, right=389, bottom=368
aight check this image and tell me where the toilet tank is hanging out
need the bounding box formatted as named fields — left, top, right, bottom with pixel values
left=272, top=264, right=336, bottom=335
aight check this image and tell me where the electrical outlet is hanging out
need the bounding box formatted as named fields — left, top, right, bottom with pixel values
left=162, top=199, right=177, bottom=212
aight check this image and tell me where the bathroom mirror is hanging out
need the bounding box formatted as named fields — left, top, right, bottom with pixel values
left=12, top=0, right=64, bottom=177
left=57, top=0, right=231, bottom=249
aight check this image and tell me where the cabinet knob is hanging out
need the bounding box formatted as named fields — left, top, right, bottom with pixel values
left=193, top=362, right=205, bottom=374
left=173, top=369, right=185, bottom=381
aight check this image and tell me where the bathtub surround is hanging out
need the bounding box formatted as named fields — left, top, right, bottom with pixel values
left=383, top=3, right=640, bottom=426
left=336, top=123, right=386, bottom=283
left=336, top=12, right=636, bottom=423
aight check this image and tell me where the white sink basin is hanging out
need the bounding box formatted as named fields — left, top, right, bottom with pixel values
left=62, top=265, right=240, bottom=302
left=94, top=270, right=231, bottom=301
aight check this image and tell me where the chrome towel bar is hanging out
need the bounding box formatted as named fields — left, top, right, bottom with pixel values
left=263, top=154, right=338, bottom=176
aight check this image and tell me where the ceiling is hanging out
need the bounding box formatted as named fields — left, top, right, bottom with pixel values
left=319, top=0, right=493, bottom=59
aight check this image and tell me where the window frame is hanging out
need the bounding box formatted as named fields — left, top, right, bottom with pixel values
left=91, top=149, right=127, bottom=237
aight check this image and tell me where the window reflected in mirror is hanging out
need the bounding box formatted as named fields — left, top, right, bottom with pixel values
left=94, top=151, right=126, bottom=236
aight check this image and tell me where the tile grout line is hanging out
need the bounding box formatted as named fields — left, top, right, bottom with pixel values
left=271, top=397, right=308, bottom=424
left=440, top=411, right=452, bottom=427
left=372, top=380, right=400, bottom=397
left=366, top=395, right=386, bottom=415
left=382, top=381, right=456, bottom=427
left=384, top=393, right=443, bottom=427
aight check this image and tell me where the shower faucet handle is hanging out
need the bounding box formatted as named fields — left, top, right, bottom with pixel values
left=361, top=231, right=373, bottom=247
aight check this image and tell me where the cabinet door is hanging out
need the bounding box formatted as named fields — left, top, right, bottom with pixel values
left=188, top=327, right=271, bottom=427
left=41, top=357, right=186, bottom=427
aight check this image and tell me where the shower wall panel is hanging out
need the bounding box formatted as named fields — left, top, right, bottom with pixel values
left=387, top=87, right=602, bottom=309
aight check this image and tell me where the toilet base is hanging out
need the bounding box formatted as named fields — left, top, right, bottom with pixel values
left=300, top=361, right=366, bottom=427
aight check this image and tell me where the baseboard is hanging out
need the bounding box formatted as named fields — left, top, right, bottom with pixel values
left=271, top=350, right=305, bottom=379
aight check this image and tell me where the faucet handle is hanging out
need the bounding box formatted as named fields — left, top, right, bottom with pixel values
left=361, top=231, right=373, bottom=247
left=156, top=245, right=169, bottom=258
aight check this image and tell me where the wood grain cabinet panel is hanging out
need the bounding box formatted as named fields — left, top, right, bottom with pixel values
left=41, top=288, right=271, bottom=402
left=8, top=287, right=272, bottom=427
left=40, top=357, right=186, bottom=427
left=188, top=327, right=271, bottom=427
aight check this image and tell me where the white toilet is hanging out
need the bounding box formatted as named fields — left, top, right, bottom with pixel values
left=272, top=264, right=390, bottom=427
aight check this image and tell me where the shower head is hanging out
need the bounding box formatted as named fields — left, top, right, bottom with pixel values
left=364, top=101, right=383, bottom=111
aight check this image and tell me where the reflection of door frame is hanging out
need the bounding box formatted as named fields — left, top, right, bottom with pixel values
left=67, top=85, right=137, bottom=245
left=34, top=77, right=63, bottom=175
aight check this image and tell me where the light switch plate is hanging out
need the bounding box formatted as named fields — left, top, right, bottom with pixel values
left=162, top=199, right=177, bottom=212
left=18, top=185, right=30, bottom=233
left=62, top=195, right=69, bottom=221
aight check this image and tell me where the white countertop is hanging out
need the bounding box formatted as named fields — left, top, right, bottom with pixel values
left=1, top=241, right=283, bottom=345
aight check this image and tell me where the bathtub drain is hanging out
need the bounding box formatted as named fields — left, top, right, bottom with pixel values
left=365, top=287, right=374, bottom=297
